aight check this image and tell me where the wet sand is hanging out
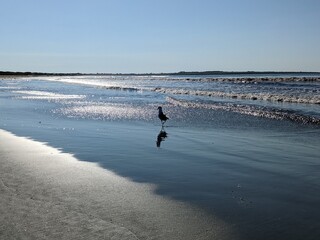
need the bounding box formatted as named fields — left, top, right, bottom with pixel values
left=0, top=129, right=234, bottom=240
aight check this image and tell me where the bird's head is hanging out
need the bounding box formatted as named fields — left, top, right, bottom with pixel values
left=158, top=106, right=162, bottom=110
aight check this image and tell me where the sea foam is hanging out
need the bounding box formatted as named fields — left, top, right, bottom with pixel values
left=155, top=88, right=320, bottom=105
left=166, top=97, right=320, bottom=125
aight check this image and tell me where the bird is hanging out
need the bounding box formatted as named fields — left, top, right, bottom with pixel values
left=158, top=106, right=169, bottom=125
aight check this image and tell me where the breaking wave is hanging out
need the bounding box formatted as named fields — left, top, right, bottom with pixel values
left=100, top=86, right=140, bottom=91
left=155, top=88, right=320, bottom=105
left=36, top=76, right=320, bottom=105
left=36, top=77, right=142, bottom=91
left=166, top=97, right=320, bottom=125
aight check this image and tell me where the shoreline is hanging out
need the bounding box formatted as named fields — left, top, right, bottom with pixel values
left=0, top=129, right=233, bottom=240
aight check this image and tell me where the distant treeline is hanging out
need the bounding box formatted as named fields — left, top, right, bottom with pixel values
left=0, top=71, right=83, bottom=76
left=1, top=70, right=320, bottom=76
left=171, top=71, right=320, bottom=76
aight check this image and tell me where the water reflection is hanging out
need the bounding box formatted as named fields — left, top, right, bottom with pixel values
left=156, top=126, right=168, bottom=148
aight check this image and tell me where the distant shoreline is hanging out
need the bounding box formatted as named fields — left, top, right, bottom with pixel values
left=1, top=70, right=320, bottom=77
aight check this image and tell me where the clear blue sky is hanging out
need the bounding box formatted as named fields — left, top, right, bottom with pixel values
left=1, top=0, right=320, bottom=73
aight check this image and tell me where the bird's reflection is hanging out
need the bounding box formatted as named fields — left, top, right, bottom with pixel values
left=156, top=126, right=168, bottom=148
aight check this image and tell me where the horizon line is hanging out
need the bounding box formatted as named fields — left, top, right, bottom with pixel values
left=1, top=70, right=320, bottom=76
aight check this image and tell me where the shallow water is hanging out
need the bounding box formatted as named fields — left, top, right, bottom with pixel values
left=1, top=76, right=320, bottom=239
left=3, top=74, right=319, bottom=124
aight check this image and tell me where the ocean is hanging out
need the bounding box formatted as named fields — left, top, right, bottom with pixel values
left=2, top=74, right=320, bottom=123
left=1, top=74, right=320, bottom=239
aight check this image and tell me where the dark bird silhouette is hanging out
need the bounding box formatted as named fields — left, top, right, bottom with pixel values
left=158, top=106, right=169, bottom=125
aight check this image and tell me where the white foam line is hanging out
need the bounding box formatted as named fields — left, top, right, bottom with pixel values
left=156, top=88, right=320, bottom=104
left=166, top=97, right=320, bottom=124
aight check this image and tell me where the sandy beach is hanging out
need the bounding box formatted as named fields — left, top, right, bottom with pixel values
left=0, top=129, right=234, bottom=240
